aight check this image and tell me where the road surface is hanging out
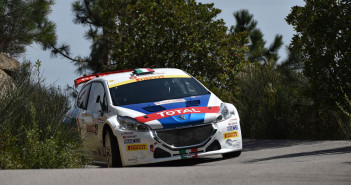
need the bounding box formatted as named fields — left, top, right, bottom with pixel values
left=1, top=139, right=351, bottom=185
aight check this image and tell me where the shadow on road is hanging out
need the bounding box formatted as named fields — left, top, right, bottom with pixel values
left=243, top=139, right=322, bottom=152
left=90, top=156, right=225, bottom=168
left=132, top=157, right=224, bottom=167
left=246, top=146, right=351, bottom=163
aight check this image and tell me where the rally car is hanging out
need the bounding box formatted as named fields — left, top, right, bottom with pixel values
left=64, top=68, right=242, bottom=167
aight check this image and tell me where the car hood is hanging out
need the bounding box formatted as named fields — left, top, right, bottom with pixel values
left=115, top=94, right=222, bottom=129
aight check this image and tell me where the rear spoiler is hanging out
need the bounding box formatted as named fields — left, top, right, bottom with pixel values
left=74, top=69, right=133, bottom=87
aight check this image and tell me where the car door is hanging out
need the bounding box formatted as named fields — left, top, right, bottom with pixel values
left=76, top=83, right=91, bottom=138
left=84, top=82, right=108, bottom=158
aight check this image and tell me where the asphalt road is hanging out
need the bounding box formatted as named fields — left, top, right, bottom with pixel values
left=1, top=139, right=351, bottom=185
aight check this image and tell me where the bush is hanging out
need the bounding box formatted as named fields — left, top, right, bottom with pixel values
left=233, top=61, right=346, bottom=139
left=0, top=62, right=85, bottom=169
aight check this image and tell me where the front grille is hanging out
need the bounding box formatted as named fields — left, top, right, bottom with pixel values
left=155, top=124, right=214, bottom=148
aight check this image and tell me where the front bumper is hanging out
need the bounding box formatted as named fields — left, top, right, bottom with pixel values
left=114, top=115, right=242, bottom=166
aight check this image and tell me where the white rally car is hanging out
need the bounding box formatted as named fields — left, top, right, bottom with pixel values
left=64, top=68, right=242, bottom=167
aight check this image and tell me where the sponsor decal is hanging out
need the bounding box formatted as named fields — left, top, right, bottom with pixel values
left=109, top=75, right=190, bottom=88
left=135, top=106, right=220, bottom=123
left=123, top=135, right=137, bottom=139
left=154, top=99, right=186, bottom=105
left=127, top=157, right=138, bottom=163
left=129, top=72, right=165, bottom=80
left=150, top=145, right=154, bottom=152
left=228, top=118, right=238, bottom=126
left=180, top=153, right=199, bottom=159
left=226, top=139, right=240, bottom=148
left=178, top=148, right=200, bottom=159
left=181, top=153, right=198, bottom=159
left=126, top=144, right=148, bottom=151
left=228, top=122, right=238, bottom=126
left=86, top=124, right=96, bottom=134
left=124, top=138, right=141, bottom=144
left=224, top=131, right=239, bottom=139
left=227, top=125, right=238, bottom=131
left=157, top=108, right=200, bottom=117
left=229, top=118, right=238, bottom=123
left=130, top=72, right=165, bottom=79
left=233, top=142, right=240, bottom=148
left=136, top=75, right=165, bottom=82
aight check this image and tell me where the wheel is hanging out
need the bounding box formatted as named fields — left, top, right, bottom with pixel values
left=104, top=129, right=122, bottom=167
left=222, top=151, right=241, bottom=159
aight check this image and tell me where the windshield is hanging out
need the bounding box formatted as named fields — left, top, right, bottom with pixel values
left=110, top=78, right=210, bottom=106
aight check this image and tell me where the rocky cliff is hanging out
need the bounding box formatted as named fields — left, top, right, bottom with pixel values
left=0, top=53, right=20, bottom=95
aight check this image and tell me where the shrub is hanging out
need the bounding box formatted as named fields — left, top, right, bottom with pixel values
left=0, top=62, right=85, bottom=169
left=234, top=61, right=346, bottom=139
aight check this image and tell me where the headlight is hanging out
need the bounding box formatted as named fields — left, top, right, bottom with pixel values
left=216, top=103, right=232, bottom=122
left=117, top=116, right=150, bottom=132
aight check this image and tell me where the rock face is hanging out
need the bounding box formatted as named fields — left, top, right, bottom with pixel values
left=0, top=54, right=20, bottom=73
left=0, top=53, right=20, bottom=95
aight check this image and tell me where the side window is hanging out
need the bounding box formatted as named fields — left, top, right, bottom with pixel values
left=77, top=84, right=91, bottom=110
left=87, top=82, right=107, bottom=113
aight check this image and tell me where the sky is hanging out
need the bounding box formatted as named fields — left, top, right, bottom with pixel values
left=24, top=0, right=305, bottom=89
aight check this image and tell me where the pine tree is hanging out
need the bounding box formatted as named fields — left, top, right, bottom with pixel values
left=230, top=9, right=283, bottom=63
left=0, top=0, right=57, bottom=56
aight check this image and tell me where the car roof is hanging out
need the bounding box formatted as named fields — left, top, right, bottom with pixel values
left=76, top=68, right=191, bottom=88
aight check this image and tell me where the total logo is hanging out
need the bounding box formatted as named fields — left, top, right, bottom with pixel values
left=156, top=108, right=201, bottom=117
left=135, top=106, right=220, bottom=123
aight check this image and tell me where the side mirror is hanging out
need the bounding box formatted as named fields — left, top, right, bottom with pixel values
left=100, top=94, right=108, bottom=115
left=96, top=95, right=108, bottom=116
left=101, top=101, right=107, bottom=113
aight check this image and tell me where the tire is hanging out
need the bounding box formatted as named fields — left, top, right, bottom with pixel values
left=222, top=151, right=241, bottom=159
left=104, top=129, right=122, bottom=167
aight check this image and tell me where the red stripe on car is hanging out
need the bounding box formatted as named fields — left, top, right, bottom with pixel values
left=135, top=106, right=220, bottom=123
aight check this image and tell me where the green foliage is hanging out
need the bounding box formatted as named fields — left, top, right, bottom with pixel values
left=235, top=61, right=345, bottom=139
left=235, top=62, right=297, bottom=138
left=0, top=0, right=57, bottom=56
left=230, top=9, right=283, bottom=63
left=0, top=62, right=85, bottom=169
left=72, top=0, right=247, bottom=84
left=286, top=0, right=351, bottom=139
left=334, top=91, right=351, bottom=139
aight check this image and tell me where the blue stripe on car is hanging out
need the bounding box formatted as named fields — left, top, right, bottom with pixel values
left=119, top=94, right=211, bottom=127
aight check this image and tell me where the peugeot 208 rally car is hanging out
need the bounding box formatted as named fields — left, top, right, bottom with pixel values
left=64, top=68, right=242, bottom=167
